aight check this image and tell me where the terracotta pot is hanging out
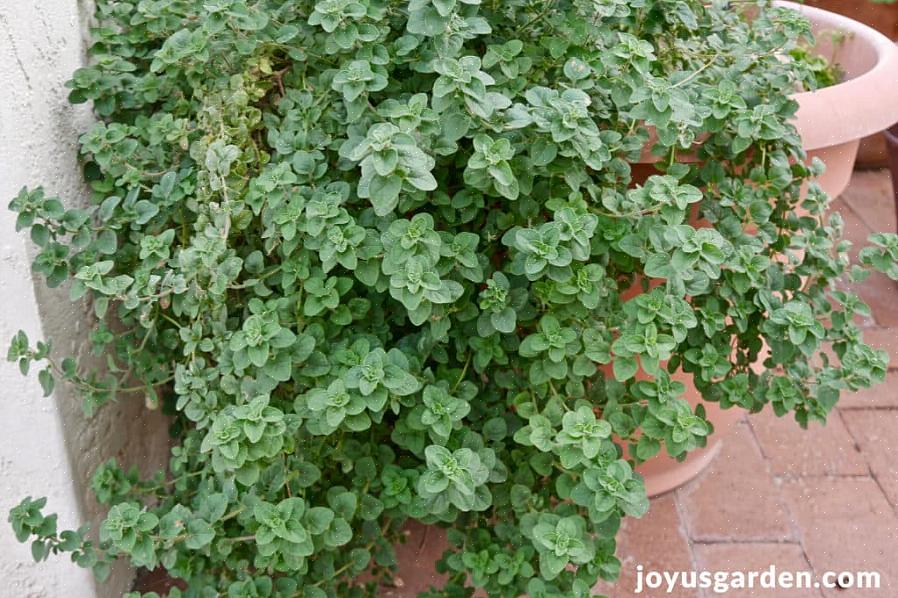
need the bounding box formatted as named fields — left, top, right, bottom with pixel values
left=612, top=277, right=749, bottom=497
left=637, top=2, right=898, bottom=197
left=801, top=1, right=898, bottom=168
left=806, top=0, right=898, bottom=167
left=782, top=0, right=898, bottom=197
left=634, top=388, right=742, bottom=498
left=885, top=123, right=898, bottom=230
left=629, top=368, right=747, bottom=498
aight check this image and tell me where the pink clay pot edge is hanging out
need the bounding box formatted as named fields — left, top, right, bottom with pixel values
left=638, top=2, right=898, bottom=198
left=781, top=1, right=898, bottom=152
left=780, top=1, right=898, bottom=197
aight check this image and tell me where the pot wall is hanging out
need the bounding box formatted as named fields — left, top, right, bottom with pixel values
left=784, top=1, right=898, bottom=195
left=808, top=139, right=862, bottom=198
left=805, top=0, right=898, bottom=168
left=0, top=3, right=172, bottom=597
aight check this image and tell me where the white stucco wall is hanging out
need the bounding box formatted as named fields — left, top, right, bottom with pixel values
left=0, top=2, right=169, bottom=597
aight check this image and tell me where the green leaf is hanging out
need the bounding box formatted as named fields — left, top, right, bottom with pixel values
left=367, top=175, right=402, bottom=216
left=185, top=518, right=215, bottom=549
left=539, top=551, right=568, bottom=580
left=359, top=495, right=384, bottom=521
left=383, top=364, right=421, bottom=396
left=294, top=462, right=321, bottom=488
left=306, top=507, right=335, bottom=535
left=613, top=356, right=638, bottom=381
left=324, top=518, right=353, bottom=546
left=7, top=2, right=873, bottom=595
left=330, top=492, right=357, bottom=520
left=134, top=201, right=159, bottom=225
left=635, top=436, right=661, bottom=460
left=349, top=547, right=371, bottom=573
left=37, top=368, right=55, bottom=397
left=530, top=140, right=558, bottom=166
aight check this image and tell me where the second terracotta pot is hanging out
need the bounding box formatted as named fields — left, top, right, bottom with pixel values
left=803, top=0, right=898, bottom=168
left=781, top=1, right=898, bottom=197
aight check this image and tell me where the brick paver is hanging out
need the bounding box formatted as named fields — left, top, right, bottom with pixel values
left=780, top=478, right=898, bottom=597
left=748, top=409, right=867, bottom=477
left=692, top=543, right=821, bottom=598
left=839, top=373, right=898, bottom=408
left=841, top=409, right=898, bottom=508
left=677, top=424, right=795, bottom=542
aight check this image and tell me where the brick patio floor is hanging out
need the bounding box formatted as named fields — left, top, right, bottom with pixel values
left=596, top=169, right=898, bottom=598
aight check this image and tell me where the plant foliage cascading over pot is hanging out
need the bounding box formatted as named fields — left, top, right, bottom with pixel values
left=7, top=0, right=898, bottom=596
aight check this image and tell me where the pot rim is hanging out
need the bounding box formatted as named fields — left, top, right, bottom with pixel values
left=776, top=0, right=898, bottom=151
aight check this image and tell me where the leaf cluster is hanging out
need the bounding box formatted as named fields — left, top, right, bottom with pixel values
left=7, top=1, right=898, bottom=597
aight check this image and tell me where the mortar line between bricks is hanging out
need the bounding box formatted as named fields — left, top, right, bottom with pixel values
left=777, top=485, right=824, bottom=598
left=837, top=408, right=898, bottom=516
left=868, top=467, right=898, bottom=516
left=771, top=473, right=873, bottom=483
left=744, top=416, right=769, bottom=461
left=833, top=408, right=867, bottom=467
left=672, top=488, right=705, bottom=598
left=690, top=538, right=803, bottom=546
left=798, top=541, right=826, bottom=598
left=835, top=408, right=864, bottom=454
left=755, top=446, right=819, bottom=595
left=838, top=405, right=898, bottom=411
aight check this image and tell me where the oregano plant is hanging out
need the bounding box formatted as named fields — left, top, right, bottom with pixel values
left=7, top=1, right=898, bottom=596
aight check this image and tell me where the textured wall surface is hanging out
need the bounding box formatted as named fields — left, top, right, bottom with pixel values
left=0, top=2, right=169, bottom=597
